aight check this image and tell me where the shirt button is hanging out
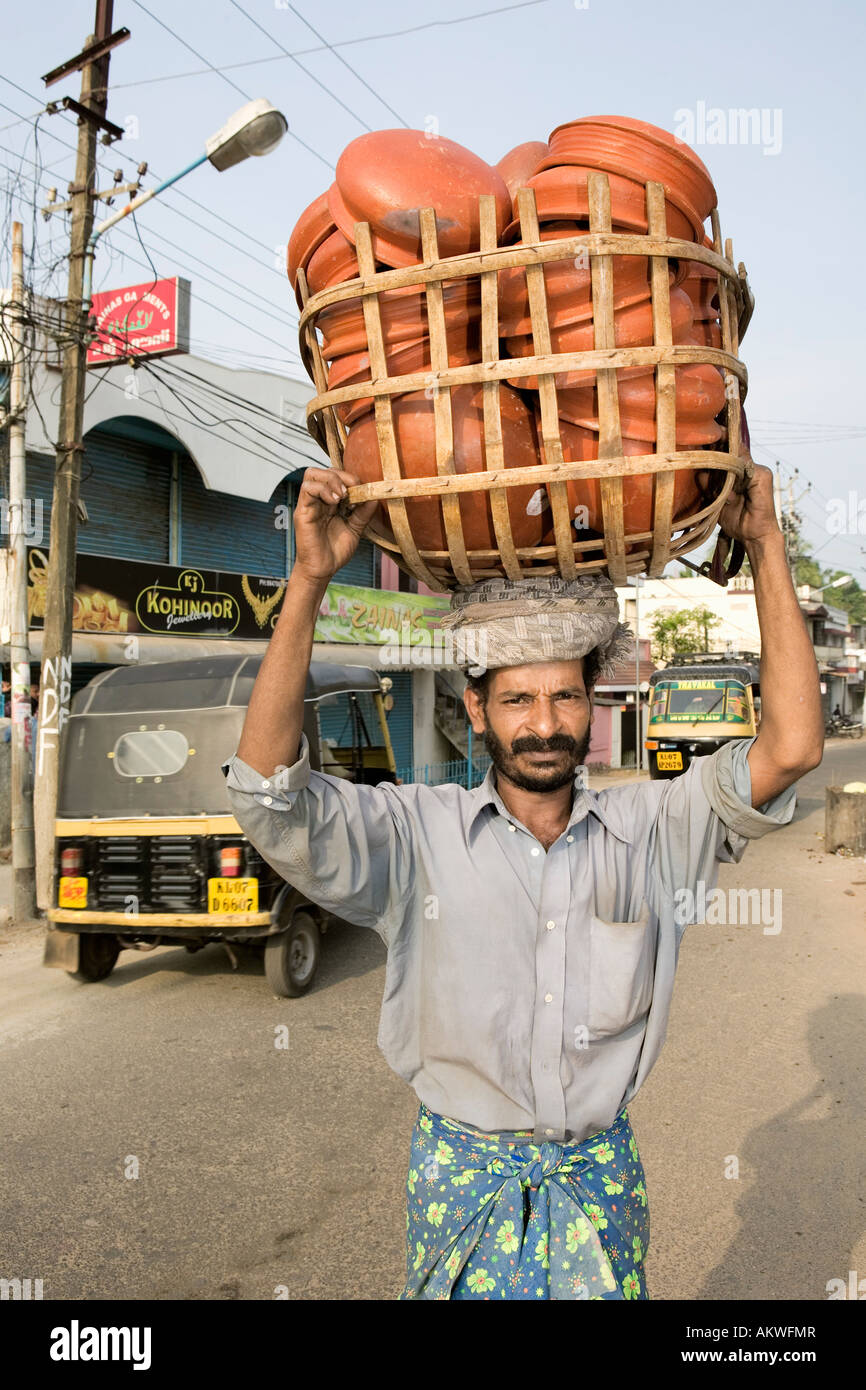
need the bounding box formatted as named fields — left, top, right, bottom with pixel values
left=507, top=823, right=516, bottom=832
left=545, top=920, right=556, bottom=931
left=261, top=779, right=270, bottom=789
left=262, top=795, right=273, bottom=806
left=545, top=1128, right=555, bottom=1137
left=566, top=834, right=574, bottom=844
left=530, top=846, right=541, bottom=857
left=544, top=992, right=553, bottom=1003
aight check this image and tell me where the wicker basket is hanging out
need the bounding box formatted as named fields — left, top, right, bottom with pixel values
left=297, top=171, right=754, bottom=591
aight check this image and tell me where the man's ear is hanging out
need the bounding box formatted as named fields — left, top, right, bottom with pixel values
left=463, top=685, right=487, bottom=734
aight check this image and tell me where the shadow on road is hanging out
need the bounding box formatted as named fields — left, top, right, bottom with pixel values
left=95, top=917, right=385, bottom=996
left=698, top=994, right=865, bottom=1299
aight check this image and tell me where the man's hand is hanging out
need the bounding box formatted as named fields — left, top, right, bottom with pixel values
left=294, top=466, right=378, bottom=585
left=707, top=462, right=782, bottom=549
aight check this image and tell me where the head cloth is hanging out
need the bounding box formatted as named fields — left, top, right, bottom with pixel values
left=438, top=573, right=634, bottom=677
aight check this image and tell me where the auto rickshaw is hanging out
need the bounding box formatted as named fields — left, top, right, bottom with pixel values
left=644, top=654, right=760, bottom=779
left=43, top=655, right=396, bottom=995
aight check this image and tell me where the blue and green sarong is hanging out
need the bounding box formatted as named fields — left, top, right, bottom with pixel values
left=401, top=1103, right=649, bottom=1300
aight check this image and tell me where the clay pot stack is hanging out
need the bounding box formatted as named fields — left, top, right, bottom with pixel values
left=289, top=117, right=746, bottom=585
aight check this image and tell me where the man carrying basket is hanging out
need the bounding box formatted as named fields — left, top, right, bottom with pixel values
left=223, top=461, right=822, bottom=1300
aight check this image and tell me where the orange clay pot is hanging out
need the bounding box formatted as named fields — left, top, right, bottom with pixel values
left=541, top=115, right=716, bottom=231
left=318, top=277, right=481, bottom=360
left=496, top=140, right=550, bottom=201
left=287, top=189, right=336, bottom=296
left=540, top=422, right=705, bottom=544
left=305, top=229, right=361, bottom=299
left=331, top=129, right=511, bottom=268
left=505, top=285, right=695, bottom=389
left=498, top=223, right=673, bottom=335
left=557, top=360, right=726, bottom=445
left=326, top=330, right=481, bottom=427
left=500, top=164, right=697, bottom=244
left=343, top=384, right=547, bottom=552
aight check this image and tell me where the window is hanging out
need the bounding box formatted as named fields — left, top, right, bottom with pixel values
left=112, top=729, right=190, bottom=778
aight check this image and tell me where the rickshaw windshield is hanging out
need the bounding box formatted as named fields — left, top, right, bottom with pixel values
left=650, top=679, right=752, bottom=727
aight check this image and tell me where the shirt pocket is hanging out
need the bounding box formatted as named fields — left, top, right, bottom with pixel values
left=587, top=898, right=656, bottom=1039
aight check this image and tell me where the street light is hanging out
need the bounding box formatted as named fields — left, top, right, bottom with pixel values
left=83, top=99, right=288, bottom=300
left=825, top=574, right=852, bottom=590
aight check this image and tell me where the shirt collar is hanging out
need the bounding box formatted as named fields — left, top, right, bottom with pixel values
left=467, top=764, right=632, bottom=844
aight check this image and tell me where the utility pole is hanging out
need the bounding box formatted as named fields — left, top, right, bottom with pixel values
left=7, top=222, right=37, bottom=923
left=33, top=0, right=126, bottom=909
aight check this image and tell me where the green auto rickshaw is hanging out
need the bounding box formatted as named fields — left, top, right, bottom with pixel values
left=645, top=655, right=760, bottom=779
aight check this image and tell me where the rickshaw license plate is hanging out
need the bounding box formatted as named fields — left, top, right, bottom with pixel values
left=207, top=877, right=258, bottom=913
left=657, top=751, right=683, bottom=771
left=58, top=876, right=88, bottom=909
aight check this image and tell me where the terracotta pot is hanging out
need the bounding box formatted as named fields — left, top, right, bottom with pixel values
left=558, top=360, right=726, bottom=445
left=305, top=229, right=361, bottom=298
left=287, top=189, right=336, bottom=293
left=502, top=164, right=700, bottom=244
left=541, top=421, right=705, bottom=542
left=496, top=140, right=550, bottom=200
left=541, top=115, right=716, bottom=229
left=331, top=129, right=511, bottom=268
left=688, top=318, right=722, bottom=349
left=343, top=384, right=546, bottom=552
left=505, top=285, right=695, bottom=388
left=327, top=330, right=481, bottom=426
left=318, top=277, right=481, bottom=360
left=499, top=223, right=672, bottom=335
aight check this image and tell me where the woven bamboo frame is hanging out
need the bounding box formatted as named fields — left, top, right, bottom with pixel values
left=297, top=173, right=754, bottom=590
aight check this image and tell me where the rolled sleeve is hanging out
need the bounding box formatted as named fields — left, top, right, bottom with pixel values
left=221, top=732, right=312, bottom=811
left=649, top=736, right=796, bottom=920
left=700, top=735, right=797, bottom=861
left=220, top=734, right=414, bottom=940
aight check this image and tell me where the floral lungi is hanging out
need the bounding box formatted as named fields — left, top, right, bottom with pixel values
left=401, top=1103, right=649, bottom=1300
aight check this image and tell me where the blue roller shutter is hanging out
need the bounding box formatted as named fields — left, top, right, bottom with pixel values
left=316, top=672, right=413, bottom=772
left=179, top=458, right=290, bottom=576
left=79, top=429, right=171, bottom=561
left=333, top=537, right=377, bottom=587
left=11, top=453, right=55, bottom=550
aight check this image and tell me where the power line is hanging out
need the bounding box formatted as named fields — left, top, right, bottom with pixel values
left=227, top=0, right=377, bottom=133
left=109, top=0, right=553, bottom=90
left=230, top=0, right=408, bottom=129
left=127, top=0, right=335, bottom=170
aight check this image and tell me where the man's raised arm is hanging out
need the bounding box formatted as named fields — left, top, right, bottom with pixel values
left=236, top=467, right=377, bottom=778
left=708, top=463, right=824, bottom=807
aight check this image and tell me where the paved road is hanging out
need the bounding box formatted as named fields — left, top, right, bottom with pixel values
left=1, top=738, right=864, bottom=1300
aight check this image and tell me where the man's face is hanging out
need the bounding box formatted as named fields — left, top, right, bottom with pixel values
left=463, top=659, right=593, bottom=793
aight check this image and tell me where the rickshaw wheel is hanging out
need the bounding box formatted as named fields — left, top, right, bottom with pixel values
left=264, top=911, right=320, bottom=998
left=70, top=932, right=120, bottom=982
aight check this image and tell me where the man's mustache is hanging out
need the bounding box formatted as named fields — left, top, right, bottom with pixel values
left=510, top=733, right=580, bottom=756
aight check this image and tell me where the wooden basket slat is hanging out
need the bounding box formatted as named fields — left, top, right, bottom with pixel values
left=479, top=192, right=523, bottom=582
left=353, top=221, right=440, bottom=591
left=645, top=181, right=676, bottom=578
left=588, top=172, right=627, bottom=588
left=517, top=187, right=575, bottom=580
left=298, top=234, right=744, bottom=322
left=297, top=186, right=751, bottom=590
left=419, top=208, right=473, bottom=586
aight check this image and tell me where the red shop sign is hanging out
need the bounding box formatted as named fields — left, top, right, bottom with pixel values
left=87, top=276, right=191, bottom=366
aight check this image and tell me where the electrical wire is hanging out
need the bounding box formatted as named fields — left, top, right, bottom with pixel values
left=128, top=0, right=335, bottom=170
left=109, top=0, right=553, bottom=91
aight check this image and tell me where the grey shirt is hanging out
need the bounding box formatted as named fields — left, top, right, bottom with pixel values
left=222, top=735, right=796, bottom=1143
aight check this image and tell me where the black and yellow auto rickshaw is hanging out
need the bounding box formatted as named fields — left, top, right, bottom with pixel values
left=644, top=654, right=760, bottom=779
left=43, top=655, right=396, bottom=995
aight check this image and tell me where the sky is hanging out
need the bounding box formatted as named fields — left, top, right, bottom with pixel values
left=2, top=0, right=865, bottom=581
